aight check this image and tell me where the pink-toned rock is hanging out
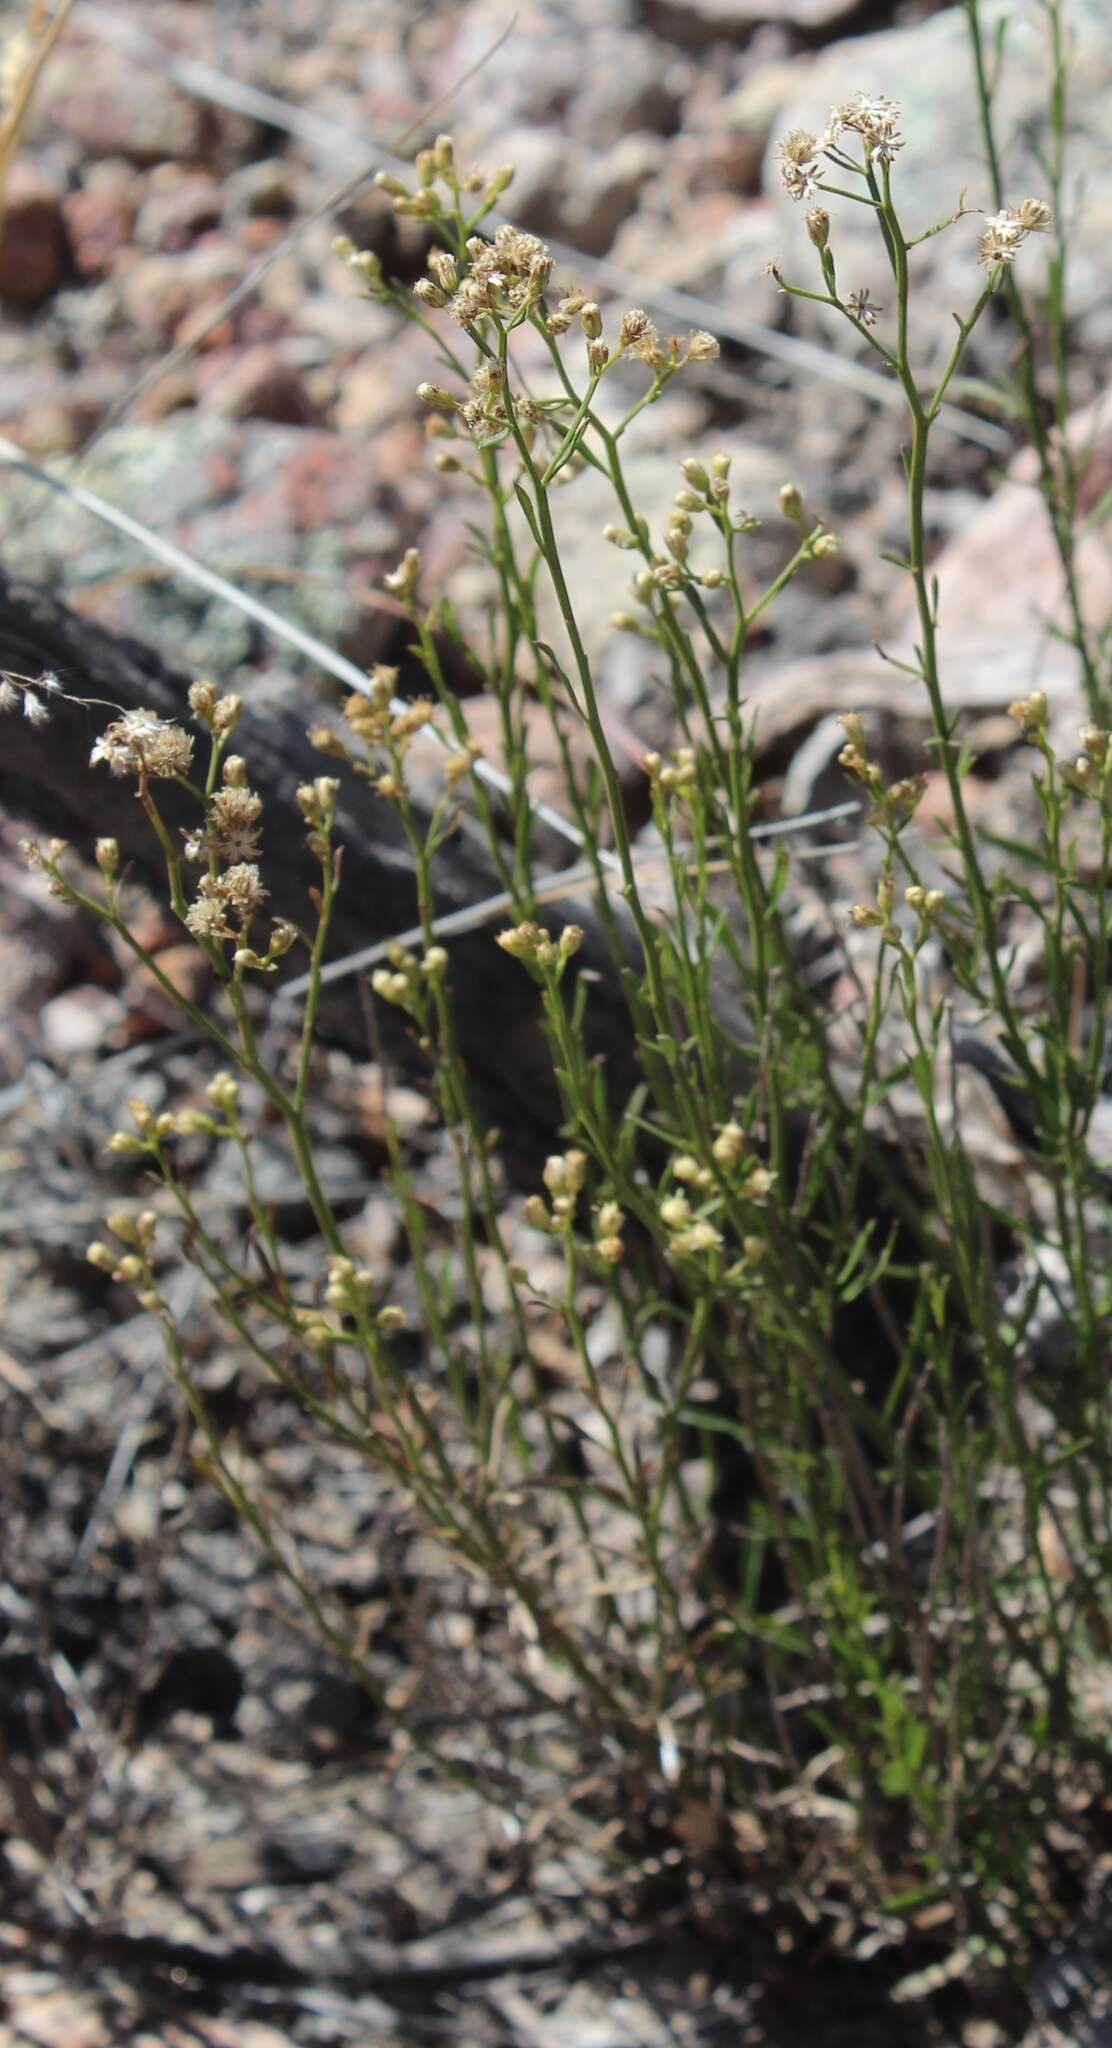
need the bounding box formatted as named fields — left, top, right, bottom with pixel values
left=365, top=419, right=425, bottom=488
left=201, top=345, right=319, bottom=427
left=122, top=943, right=212, bottom=1034
left=899, top=384, right=1112, bottom=666
left=0, top=165, right=68, bottom=305
left=63, top=177, right=135, bottom=280
left=173, top=298, right=237, bottom=354
left=135, top=170, right=223, bottom=253
left=117, top=244, right=241, bottom=344
left=279, top=435, right=377, bottom=530
left=31, top=44, right=213, bottom=164
left=240, top=215, right=287, bottom=254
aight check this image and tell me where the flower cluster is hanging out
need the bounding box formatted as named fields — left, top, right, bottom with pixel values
left=436, top=223, right=553, bottom=328
left=496, top=919, right=584, bottom=979
left=184, top=861, right=267, bottom=941
left=776, top=93, right=904, bottom=203
left=87, top=1206, right=160, bottom=1308
left=594, top=1201, right=625, bottom=1266
left=613, top=307, right=718, bottom=374
left=374, top=135, right=513, bottom=223
left=642, top=745, right=698, bottom=797
left=977, top=199, right=1052, bottom=271
left=19, top=834, right=73, bottom=899
left=523, top=1149, right=589, bottom=1234
left=371, top=940, right=448, bottom=1010
left=837, top=712, right=927, bottom=829
left=331, top=665, right=439, bottom=799
left=1006, top=690, right=1049, bottom=739
left=183, top=781, right=263, bottom=865
left=90, top=708, right=193, bottom=781
left=827, top=92, right=904, bottom=164
left=660, top=1188, right=722, bottom=1259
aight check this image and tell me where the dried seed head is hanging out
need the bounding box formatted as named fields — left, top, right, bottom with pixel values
left=1016, top=197, right=1052, bottom=233
left=845, top=288, right=881, bottom=327
left=776, top=128, right=822, bottom=202
left=618, top=308, right=653, bottom=347
left=90, top=710, right=194, bottom=781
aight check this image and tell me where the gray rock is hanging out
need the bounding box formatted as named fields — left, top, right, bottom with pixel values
left=0, top=415, right=406, bottom=684
left=646, top=0, right=866, bottom=40
left=765, top=0, right=1112, bottom=352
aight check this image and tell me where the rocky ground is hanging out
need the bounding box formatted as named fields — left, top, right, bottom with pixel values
left=1, top=0, right=1111, bottom=2042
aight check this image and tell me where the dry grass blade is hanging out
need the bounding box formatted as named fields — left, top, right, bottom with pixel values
left=0, top=0, right=76, bottom=223
left=275, top=802, right=864, bottom=1006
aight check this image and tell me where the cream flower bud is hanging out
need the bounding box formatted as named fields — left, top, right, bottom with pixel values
left=712, top=1122, right=744, bottom=1168
left=205, top=1073, right=240, bottom=1113
left=174, top=1108, right=217, bottom=1135
left=212, top=695, right=242, bottom=734
left=779, top=483, right=804, bottom=523
left=95, top=837, right=119, bottom=877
